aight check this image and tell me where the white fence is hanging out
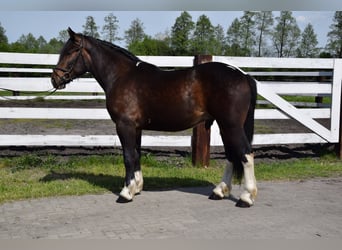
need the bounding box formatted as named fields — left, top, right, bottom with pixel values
left=0, top=52, right=341, bottom=148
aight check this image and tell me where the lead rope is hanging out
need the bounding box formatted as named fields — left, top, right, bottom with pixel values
left=0, top=87, right=58, bottom=101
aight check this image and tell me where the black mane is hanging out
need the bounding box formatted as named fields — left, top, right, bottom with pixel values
left=85, top=34, right=141, bottom=63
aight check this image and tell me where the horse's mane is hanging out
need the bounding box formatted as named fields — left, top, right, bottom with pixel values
left=84, top=34, right=141, bottom=63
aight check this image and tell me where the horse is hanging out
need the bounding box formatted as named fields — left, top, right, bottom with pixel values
left=51, top=28, right=258, bottom=208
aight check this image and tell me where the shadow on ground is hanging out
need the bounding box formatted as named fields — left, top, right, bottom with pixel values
left=40, top=171, right=214, bottom=197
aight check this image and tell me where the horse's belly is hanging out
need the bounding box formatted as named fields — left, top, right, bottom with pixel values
left=141, top=112, right=208, bottom=132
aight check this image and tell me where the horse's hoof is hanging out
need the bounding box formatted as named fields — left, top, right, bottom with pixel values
left=208, top=192, right=223, bottom=200
left=116, top=196, right=133, bottom=203
left=235, top=199, right=251, bottom=208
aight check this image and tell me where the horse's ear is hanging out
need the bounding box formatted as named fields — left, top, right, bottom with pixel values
left=68, top=27, right=76, bottom=40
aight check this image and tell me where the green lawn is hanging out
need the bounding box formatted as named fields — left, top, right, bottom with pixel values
left=0, top=151, right=341, bottom=204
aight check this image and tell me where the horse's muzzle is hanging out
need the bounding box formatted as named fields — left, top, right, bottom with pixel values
left=51, top=73, right=67, bottom=90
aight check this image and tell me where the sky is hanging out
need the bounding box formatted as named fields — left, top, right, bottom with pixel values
left=0, top=11, right=336, bottom=49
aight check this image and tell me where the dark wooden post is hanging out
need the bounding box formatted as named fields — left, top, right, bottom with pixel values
left=191, top=55, right=212, bottom=167
left=338, top=86, right=342, bottom=159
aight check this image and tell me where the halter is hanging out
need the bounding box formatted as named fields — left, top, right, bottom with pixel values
left=53, top=37, right=86, bottom=85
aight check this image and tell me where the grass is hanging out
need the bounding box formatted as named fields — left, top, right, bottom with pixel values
left=0, top=151, right=341, bottom=204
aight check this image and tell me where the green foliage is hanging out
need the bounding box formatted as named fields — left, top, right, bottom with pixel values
left=326, top=11, right=342, bottom=58
left=128, top=36, right=172, bottom=55
left=124, top=18, right=146, bottom=47
left=254, top=11, right=274, bottom=57
left=272, top=11, right=301, bottom=57
left=297, top=23, right=319, bottom=58
left=0, top=150, right=341, bottom=204
left=83, top=16, right=100, bottom=38
left=0, top=12, right=338, bottom=57
left=171, top=11, right=194, bottom=55
left=102, top=13, right=121, bottom=43
left=0, top=21, right=8, bottom=51
left=191, top=14, right=215, bottom=55
left=226, top=18, right=246, bottom=56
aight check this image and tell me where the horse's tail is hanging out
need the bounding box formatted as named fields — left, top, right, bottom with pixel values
left=244, top=75, right=257, bottom=144
left=234, top=75, right=257, bottom=182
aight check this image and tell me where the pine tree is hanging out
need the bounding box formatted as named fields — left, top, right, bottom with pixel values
left=124, top=18, right=146, bottom=47
left=58, top=30, right=69, bottom=43
left=170, top=11, right=194, bottom=55
left=272, top=11, right=301, bottom=57
left=16, top=33, right=38, bottom=52
left=254, top=11, right=274, bottom=57
left=326, top=11, right=342, bottom=58
left=191, top=14, right=215, bottom=54
left=102, top=13, right=121, bottom=43
left=297, top=23, right=319, bottom=58
left=239, top=11, right=256, bottom=56
left=226, top=18, right=245, bottom=56
left=82, top=16, right=100, bottom=38
left=0, top=22, right=9, bottom=51
left=212, top=24, right=226, bottom=55
left=36, top=36, right=47, bottom=51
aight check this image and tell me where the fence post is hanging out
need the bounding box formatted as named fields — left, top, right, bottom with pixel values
left=339, top=85, right=342, bottom=159
left=191, top=55, right=212, bottom=167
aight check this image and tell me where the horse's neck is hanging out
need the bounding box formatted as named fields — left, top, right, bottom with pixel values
left=87, top=46, right=132, bottom=93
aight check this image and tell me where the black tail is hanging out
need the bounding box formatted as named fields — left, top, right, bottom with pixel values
left=244, top=75, right=257, bottom=144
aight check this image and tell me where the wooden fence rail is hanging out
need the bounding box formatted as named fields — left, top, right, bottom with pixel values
left=0, top=52, right=341, bottom=160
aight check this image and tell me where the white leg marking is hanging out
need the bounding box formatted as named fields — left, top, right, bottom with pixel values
left=212, top=161, right=233, bottom=198
left=240, top=154, right=257, bottom=205
left=134, top=170, right=143, bottom=194
left=119, top=171, right=143, bottom=200
left=119, top=179, right=137, bottom=201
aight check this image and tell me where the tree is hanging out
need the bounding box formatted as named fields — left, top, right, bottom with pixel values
left=124, top=18, right=146, bottom=47
left=191, top=14, right=215, bottom=54
left=212, top=24, right=226, bottom=55
left=36, top=36, right=47, bottom=51
left=154, top=29, right=172, bottom=49
left=170, top=11, right=194, bottom=55
left=254, top=11, right=274, bottom=57
left=226, top=18, right=246, bottom=56
left=43, top=38, right=63, bottom=53
left=82, top=16, right=100, bottom=38
left=272, top=11, right=301, bottom=57
left=102, top=13, right=121, bottom=43
left=0, top=22, right=9, bottom=51
left=128, top=36, right=171, bottom=55
left=326, top=11, right=342, bottom=58
left=239, top=11, right=256, bottom=56
left=297, top=23, right=319, bottom=58
left=14, top=33, right=38, bottom=52
left=58, top=29, right=69, bottom=43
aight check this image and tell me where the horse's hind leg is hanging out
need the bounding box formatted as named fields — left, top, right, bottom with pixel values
left=236, top=153, right=257, bottom=207
left=210, top=126, right=257, bottom=207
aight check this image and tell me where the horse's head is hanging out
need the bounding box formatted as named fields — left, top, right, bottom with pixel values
left=51, top=28, right=88, bottom=89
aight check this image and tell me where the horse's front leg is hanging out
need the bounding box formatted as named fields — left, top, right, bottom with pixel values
left=209, top=161, right=233, bottom=199
left=116, top=121, right=140, bottom=203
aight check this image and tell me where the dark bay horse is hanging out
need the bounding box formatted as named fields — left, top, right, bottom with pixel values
left=51, top=28, right=258, bottom=207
